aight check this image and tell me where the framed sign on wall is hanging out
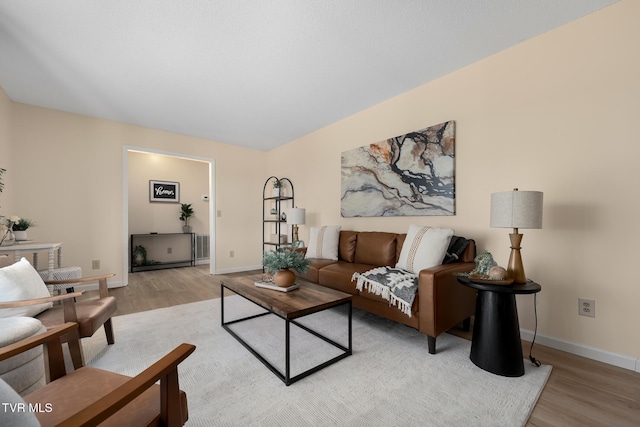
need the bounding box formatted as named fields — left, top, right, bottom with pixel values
left=149, top=180, right=180, bottom=203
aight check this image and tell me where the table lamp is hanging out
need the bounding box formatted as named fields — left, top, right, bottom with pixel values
left=286, top=207, right=306, bottom=245
left=490, top=188, right=543, bottom=283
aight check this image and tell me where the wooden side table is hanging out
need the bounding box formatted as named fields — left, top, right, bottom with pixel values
left=457, top=276, right=541, bottom=377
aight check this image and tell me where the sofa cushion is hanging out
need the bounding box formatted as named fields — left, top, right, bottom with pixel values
left=396, top=225, right=454, bottom=273
left=396, top=234, right=406, bottom=264
left=0, top=258, right=53, bottom=318
left=358, top=285, right=419, bottom=312
left=338, top=231, right=358, bottom=262
left=317, top=262, right=374, bottom=295
left=297, top=258, right=337, bottom=283
left=306, top=226, right=341, bottom=260
left=354, top=232, right=397, bottom=266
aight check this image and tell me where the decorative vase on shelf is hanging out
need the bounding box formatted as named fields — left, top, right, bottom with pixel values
left=182, top=225, right=192, bottom=233
left=13, top=230, right=28, bottom=241
left=273, top=269, right=296, bottom=287
left=0, top=227, right=15, bottom=246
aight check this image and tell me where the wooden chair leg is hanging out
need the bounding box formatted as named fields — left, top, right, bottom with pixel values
left=160, top=367, right=182, bottom=427
left=104, top=318, right=115, bottom=345
left=66, top=331, right=85, bottom=370
left=43, top=334, right=67, bottom=382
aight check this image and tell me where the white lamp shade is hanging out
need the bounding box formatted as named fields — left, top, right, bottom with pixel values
left=286, top=208, right=306, bottom=225
left=490, top=191, right=543, bottom=229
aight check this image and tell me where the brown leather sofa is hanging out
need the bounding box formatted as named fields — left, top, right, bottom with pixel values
left=297, top=231, right=477, bottom=354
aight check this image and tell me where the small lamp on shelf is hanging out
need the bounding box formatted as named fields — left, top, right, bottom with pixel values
left=490, top=188, right=543, bottom=283
left=286, top=207, right=306, bottom=246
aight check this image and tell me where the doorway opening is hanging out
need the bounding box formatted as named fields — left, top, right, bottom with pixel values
left=122, top=146, right=216, bottom=283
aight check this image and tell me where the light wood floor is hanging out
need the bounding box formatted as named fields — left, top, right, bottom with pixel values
left=85, top=265, right=640, bottom=426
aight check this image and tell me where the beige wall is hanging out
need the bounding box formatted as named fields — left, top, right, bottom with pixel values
left=0, top=87, right=13, bottom=215
left=128, top=151, right=210, bottom=266
left=1, top=0, right=638, bottom=364
left=6, top=103, right=266, bottom=281
left=268, top=0, right=640, bottom=361
left=128, top=151, right=209, bottom=235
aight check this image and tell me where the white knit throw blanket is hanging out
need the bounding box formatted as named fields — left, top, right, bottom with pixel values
left=352, top=266, right=418, bottom=316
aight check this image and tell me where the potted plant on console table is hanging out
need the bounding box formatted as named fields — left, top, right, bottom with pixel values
left=179, top=203, right=194, bottom=233
left=263, top=244, right=309, bottom=287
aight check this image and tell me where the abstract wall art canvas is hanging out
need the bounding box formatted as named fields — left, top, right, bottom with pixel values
left=341, top=120, right=455, bottom=217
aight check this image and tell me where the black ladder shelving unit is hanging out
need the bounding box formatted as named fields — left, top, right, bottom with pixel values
left=262, top=177, right=294, bottom=258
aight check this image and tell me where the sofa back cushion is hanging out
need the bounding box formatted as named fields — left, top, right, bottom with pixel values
left=460, top=239, right=476, bottom=262
left=396, top=234, right=406, bottom=263
left=338, top=231, right=358, bottom=262
left=354, top=232, right=397, bottom=266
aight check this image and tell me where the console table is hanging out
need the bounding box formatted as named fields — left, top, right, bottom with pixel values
left=0, top=242, right=63, bottom=279
left=457, top=276, right=541, bottom=377
left=130, top=233, right=195, bottom=272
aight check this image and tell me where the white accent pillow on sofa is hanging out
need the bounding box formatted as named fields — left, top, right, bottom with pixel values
left=396, top=225, right=454, bottom=273
left=0, top=257, right=53, bottom=318
left=305, top=226, right=341, bottom=260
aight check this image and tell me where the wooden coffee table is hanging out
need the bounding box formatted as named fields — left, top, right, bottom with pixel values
left=220, top=274, right=353, bottom=385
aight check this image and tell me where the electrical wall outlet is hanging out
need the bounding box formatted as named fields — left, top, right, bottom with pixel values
left=579, top=298, right=595, bottom=317
left=92, top=260, right=100, bottom=270
left=230, top=250, right=234, bottom=258
left=167, top=247, right=172, bottom=254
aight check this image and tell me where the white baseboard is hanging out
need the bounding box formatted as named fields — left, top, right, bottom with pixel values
left=213, top=265, right=262, bottom=275
left=521, top=329, right=640, bottom=373
left=74, top=280, right=125, bottom=291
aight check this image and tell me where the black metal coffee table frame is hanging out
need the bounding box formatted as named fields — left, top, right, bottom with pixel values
left=221, top=284, right=353, bottom=386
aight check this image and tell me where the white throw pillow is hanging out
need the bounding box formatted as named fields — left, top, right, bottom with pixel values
left=0, top=258, right=53, bottom=318
left=305, top=226, right=341, bottom=260
left=396, top=225, right=454, bottom=273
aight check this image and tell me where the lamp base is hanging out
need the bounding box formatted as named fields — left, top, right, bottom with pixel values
left=293, top=225, right=299, bottom=243
left=507, top=232, right=527, bottom=284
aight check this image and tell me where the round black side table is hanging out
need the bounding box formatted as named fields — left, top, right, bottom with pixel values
left=457, top=276, right=541, bottom=377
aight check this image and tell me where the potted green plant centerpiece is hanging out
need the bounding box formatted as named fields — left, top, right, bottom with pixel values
left=11, top=217, right=36, bottom=241
left=179, top=203, right=194, bottom=233
left=263, top=244, right=309, bottom=287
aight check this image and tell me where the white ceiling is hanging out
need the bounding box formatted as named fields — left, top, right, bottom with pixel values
left=0, top=0, right=618, bottom=151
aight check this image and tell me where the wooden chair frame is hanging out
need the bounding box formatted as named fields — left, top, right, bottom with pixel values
left=0, top=322, right=195, bottom=426
left=0, top=273, right=116, bottom=369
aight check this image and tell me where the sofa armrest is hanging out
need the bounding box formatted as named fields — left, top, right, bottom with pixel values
left=416, top=262, right=476, bottom=337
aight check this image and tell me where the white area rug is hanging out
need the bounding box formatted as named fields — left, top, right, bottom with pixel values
left=80, top=296, right=551, bottom=426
